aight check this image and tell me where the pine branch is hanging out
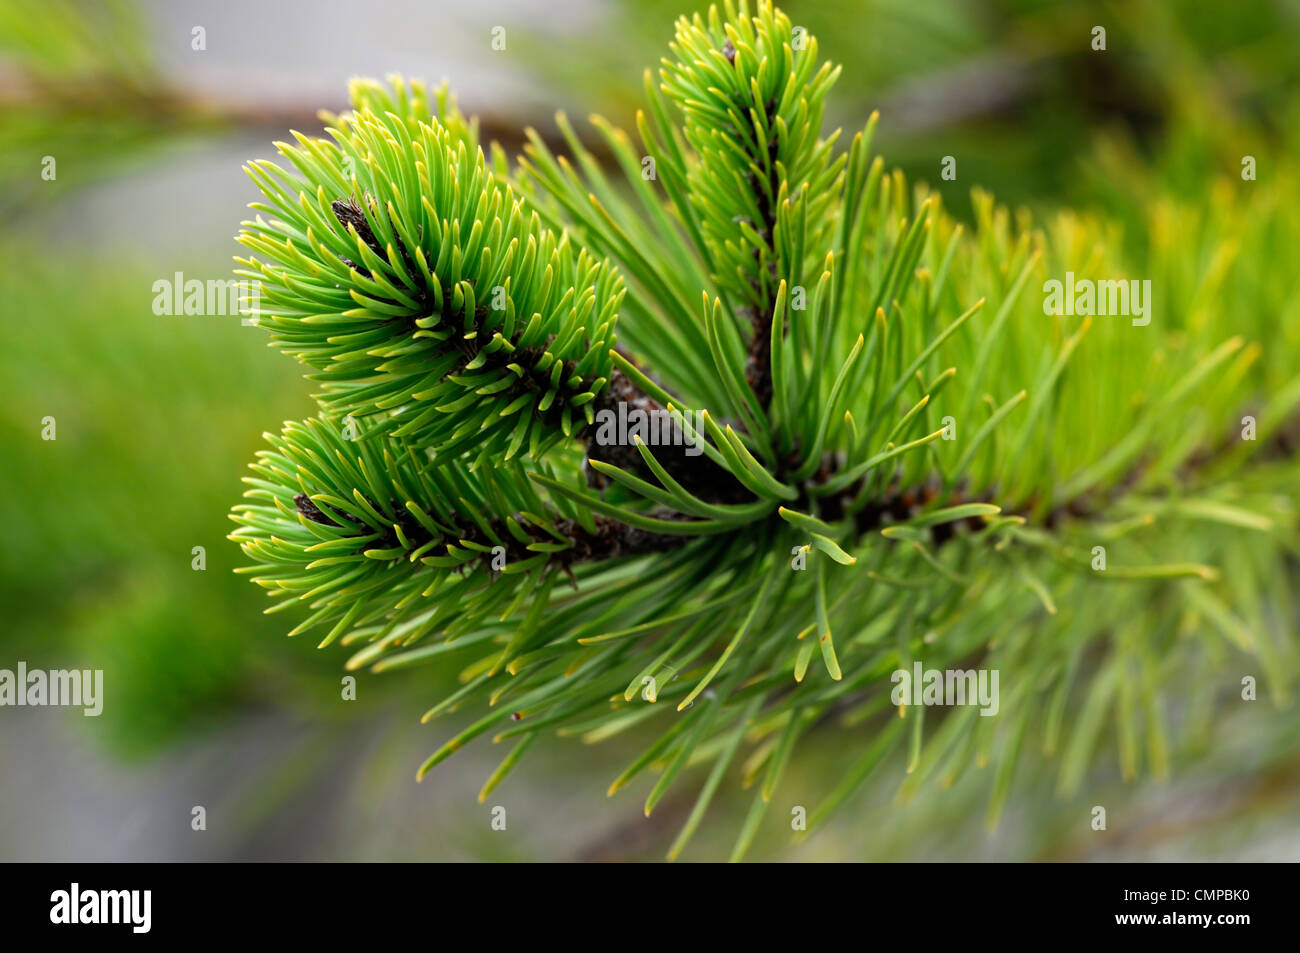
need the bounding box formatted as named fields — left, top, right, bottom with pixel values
left=236, top=80, right=620, bottom=460
left=226, top=2, right=1300, bottom=861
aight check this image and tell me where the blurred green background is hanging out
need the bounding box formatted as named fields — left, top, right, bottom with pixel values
left=0, top=0, right=1297, bottom=860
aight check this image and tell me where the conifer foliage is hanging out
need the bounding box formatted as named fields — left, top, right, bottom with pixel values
left=228, top=1, right=1299, bottom=859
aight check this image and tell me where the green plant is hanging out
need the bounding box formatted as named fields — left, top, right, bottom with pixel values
left=227, top=0, right=1299, bottom=859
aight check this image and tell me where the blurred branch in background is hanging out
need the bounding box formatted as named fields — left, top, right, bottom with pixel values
left=0, top=0, right=608, bottom=219
left=0, top=0, right=228, bottom=213
left=10, top=0, right=1290, bottom=220
left=511, top=0, right=1300, bottom=216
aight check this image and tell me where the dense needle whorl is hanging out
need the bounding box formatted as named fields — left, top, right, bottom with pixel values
left=236, top=79, right=623, bottom=461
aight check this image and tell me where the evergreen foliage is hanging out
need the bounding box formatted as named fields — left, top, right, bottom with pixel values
left=228, top=1, right=1299, bottom=859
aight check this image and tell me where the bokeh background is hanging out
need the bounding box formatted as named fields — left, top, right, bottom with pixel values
left=1, top=0, right=1297, bottom=861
